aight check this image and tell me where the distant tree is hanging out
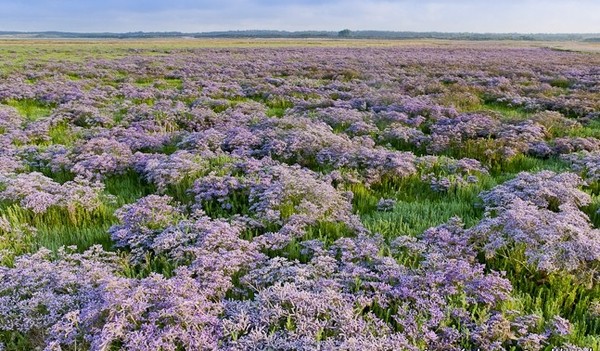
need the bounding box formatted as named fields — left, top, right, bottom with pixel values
left=338, top=29, right=352, bottom=38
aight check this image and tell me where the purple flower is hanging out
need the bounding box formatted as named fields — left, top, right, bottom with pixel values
left=71, top=137, right=133, bottom=180
left=0, top=172, right=106, bottom=214
left=376, top=198, right=397, bottom=212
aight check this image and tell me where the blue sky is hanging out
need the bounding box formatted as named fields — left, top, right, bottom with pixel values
left=0, top=0, right=599, bottom=33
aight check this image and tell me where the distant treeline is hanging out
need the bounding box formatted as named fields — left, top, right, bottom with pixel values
left=1, top=30, right=599, bottom=41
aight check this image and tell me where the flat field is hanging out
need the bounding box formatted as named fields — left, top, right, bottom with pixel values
left=0, top=38, right=600, bottom=350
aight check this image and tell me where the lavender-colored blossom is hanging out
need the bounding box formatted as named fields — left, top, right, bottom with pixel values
left=562, top=151, right=600, bottom=182
left=0, top=172, right=106, bottom=214
left=554, top=137, right=600, bottom=154
left=428, top=113, right=501, bottom=153
left=133, top=150, right=210, bottom=191
left=0, top=246, right=118, bottom=346
left=479, top=171, right=589, bottom=210
left=109, top=195, right=184, bottom=261
left=376, top=198, right=397, bottom=212
left=472, top=171, right=600, bottom=275
left=190, top=159, right=364, bottom=248
left=71, top=137, right=134, bottom=180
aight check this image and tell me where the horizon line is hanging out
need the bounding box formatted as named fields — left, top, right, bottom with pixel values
left=1, top=30, right=600, bottom=36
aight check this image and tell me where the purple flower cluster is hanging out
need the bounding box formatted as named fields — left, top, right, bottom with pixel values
left=190, top=158, right=364, bottom=249
left=428, top=113, right=500, bottom=153
left=71, top=137, right=134, bottom=180
left=562, top=151, right=600, bottom=182
left=471, top=171, right=600, bottom=275
left=376, top=198, right=397, bottom=212
left=0, top=172, right=106, bottom=214
left=0, top=246, right=119, bottom=346
left=132, top=150, right=210, bottom=191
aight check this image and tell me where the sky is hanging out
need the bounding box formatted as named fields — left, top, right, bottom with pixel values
left=0, top=0, right=599, bottom=33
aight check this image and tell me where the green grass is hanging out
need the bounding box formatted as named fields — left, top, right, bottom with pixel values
left=133, top=77, right=183, bottom=90
left=459, top=99, right=533, bottom=122
left=362, top=198, right=482, bottom=239
left=47, top=121, right=80, bottom=146
left=0, top=202, right=113, bottom=258
left=488, top=248, right=600, bottom=347
left=65, top=72, right=83, bottom=81
left=568, top=119, right=600, bottom=139
left=162, top=77, right=183, bottom=90
left=266, top=106, right=288, bottom=117
left=549, top=77, right=572, bottom=89
left=104, top=171, right=157, bottom=206
left=3, top=99, right=54, bottom=121
left=133, top=78, right=155, bottom=87
left=481, top=101, right=532, bottom=121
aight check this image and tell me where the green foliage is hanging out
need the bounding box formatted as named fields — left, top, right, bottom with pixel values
left=47, top=121, right=80, bottom=146
left=338, top=29, right=352, bottom=38
left=487, top=247, right=600, bottom=345
left=0, top=201, right=112, bottom=256
left=266, top=106, right=287, bottom=117
left=549, top=77, right=572, bottom=89
left=3, top=99, right=54, bottom=121
left=568, top=119, right=600, bottom=139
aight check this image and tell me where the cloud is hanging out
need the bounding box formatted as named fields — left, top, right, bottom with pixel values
left=0, top=0, right=598, bottom=33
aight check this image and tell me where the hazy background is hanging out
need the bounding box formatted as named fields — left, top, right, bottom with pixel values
left=1, top=0, right=599, bottom=33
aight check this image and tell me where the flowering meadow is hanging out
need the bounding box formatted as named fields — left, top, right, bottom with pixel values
left=0, top=40, right=599, bottom=350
